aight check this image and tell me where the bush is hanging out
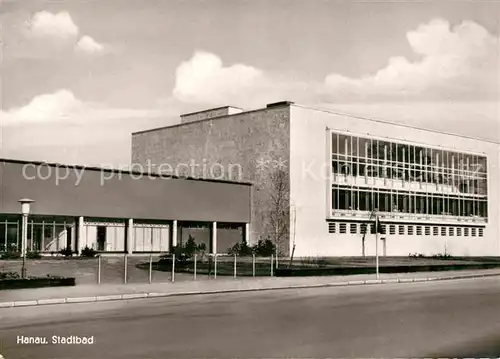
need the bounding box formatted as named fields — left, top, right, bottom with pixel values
left=81, top=246, right=97, bottom=258
left=227, top=239, right=253, bottom=256
left=59, top=247, right=74, bottom=257
left=0, top=251, right=21, bottom=260
left=26, top=251, right=42, bottom=259
left=253, top=239, right=276, bottom=257
left=163, top=235, right=207, bottom=266
left=0, top=271, right=20, bottom=279
left=432, top=253, right=453, bottom=260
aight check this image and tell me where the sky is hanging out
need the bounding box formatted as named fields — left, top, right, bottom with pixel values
left=1, top=0, right=499, bottom=167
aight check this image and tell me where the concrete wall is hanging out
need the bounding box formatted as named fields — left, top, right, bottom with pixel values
left=132, top=106, right=291, bottom=252
left=0, top=160, right=251, bottom=223
left=289, top=105, right=500, bottom=257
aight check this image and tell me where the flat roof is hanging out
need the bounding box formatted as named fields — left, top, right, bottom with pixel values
left=132, top=101, right=500, bottom=144
left=0, top=158, right=252, bottom=186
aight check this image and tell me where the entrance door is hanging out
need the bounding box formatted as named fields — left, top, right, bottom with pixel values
left=97, top=226, right=106, bottom=251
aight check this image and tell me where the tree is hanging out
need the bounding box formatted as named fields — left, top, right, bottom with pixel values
left=268, top=169, right=290, bottom=257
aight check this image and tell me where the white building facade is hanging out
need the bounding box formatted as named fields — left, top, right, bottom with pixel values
left=290, top=104, right=499, bottom=257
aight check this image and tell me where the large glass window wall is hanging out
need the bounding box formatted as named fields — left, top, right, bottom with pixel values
left=332, top=185, right=488, bottom=218
left=332, top=132, right=488, bottom=196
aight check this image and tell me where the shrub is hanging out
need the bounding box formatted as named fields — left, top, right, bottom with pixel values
left=0, top=271, right=20, bottom=279
left=0, top=251, right=21, bottom=260
left=163, top=235, right=207, bottom=266
left=81, top=246, right=97, bottom=258
left=227, top=238, right=253, bottom=256
left=26, top=251, right=42, bottom=259
left=59, top=247, right=74, bottom=257
left=253, top=239, right=276, bottom=257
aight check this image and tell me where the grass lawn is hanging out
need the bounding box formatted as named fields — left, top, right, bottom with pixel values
left=149, top=255, right=500, bottom=277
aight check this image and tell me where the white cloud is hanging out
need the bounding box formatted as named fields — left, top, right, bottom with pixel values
left=4, top=90, right=84, bottom=122
left=0, top=90, right=176, bottom=166
left=173, top=51, right=265, bottom=104
left=23, top=11, right=105, bottom=56
left=26, top=11, right=79, bottom=39
left=173, top=51, right=322, bottom=107
left=174, top=19, right=498, bottom=107
left=1, top=90, right=168, bottom=126
left=324, top=18, right=499, bottom=101
left=75, top=35, right=105, bottom=54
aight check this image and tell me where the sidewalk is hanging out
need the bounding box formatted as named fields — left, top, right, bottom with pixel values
left=1, top=268, right=499, bottom=308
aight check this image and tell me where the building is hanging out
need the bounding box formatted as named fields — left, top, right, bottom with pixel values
left=0, top=159, right=251, bottom=255
left=132, top=101, right=500, bottom=257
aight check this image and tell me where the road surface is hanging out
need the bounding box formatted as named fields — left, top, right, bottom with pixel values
left=1, top=277, right=500, bottom=358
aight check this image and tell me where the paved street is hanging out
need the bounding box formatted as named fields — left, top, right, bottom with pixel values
left=1, top=277, right=500, bottom=358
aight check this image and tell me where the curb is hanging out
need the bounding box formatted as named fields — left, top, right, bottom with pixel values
left=1, top=272, right=499, bottom=309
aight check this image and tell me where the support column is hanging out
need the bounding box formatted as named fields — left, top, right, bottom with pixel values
left=126, top=219, right=134, bottom=254
left=77, top=216, right=85, bottom=254
left=172, top=220, right=178, bottom=248
left=211, top=222, right=217, bottom=254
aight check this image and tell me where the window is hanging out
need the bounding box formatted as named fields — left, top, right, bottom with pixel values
left=449, top=227, right=454, bottom=236
left=398, top=225, right=405, bottom=235
left=339, top=223, right=347, bottom=234
left=416, top=226, right=422, bottom=236
left=471, top=227, right=476, bottom=237
left=389, top=225, right=396, bottom=235
left=360, top=223, right=367, bottom=235
left=408, top=226, right=414, bottom=235
left=441, top=227, right=447, bottom=236
left=456, top=227, right=462, bottom=236
left=350, top=223, right=357, bottom=234
left=328, top=222, right=336, bottom=234
left=464, top=227, right=469, bottom=236
left=433, top=226, right=439, bottom=236
left=478, top=228, right=484, bottom=237
left=425, top=226, right=431, bottom=236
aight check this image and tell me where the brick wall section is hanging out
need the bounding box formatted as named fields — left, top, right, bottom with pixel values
left=132, top=106, right=291, bottom=254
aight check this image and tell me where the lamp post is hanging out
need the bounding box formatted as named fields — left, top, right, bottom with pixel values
left=19, top=198, right=34, bottom=279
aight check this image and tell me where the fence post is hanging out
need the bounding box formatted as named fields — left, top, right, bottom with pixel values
left=194, top=254, right=197, bottom=281
left=233, top=253, right=237, bottom=279
left=214, top=254, right=217, bottom=279
left=172, top=253, right=175, bottom=283
left=124, top=254, right=128, bottom=284
left=271, top=254, right=274, bottom=277
left=252, top=253, right=255, bottom=277
left=97, top=255, right=101, bottom=284
left=148, top=254, right=152, bottom=284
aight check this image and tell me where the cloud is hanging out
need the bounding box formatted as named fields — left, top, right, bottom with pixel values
left=0, top=90, right=176, bottom=166
left=173, top=51, right=265, bottom=105
left=174, top=19, right=498, bottom=107
left=1, top=89, right=168, bottom=126
left=25, top=11, right=79, bottom=39
left=3, top=90, right=84, bottom=122
left=23, top=11, right=105, bottom=56
left=324, top=18, right=499, bottom=101
left=173, top=51, right=321, bottom=107
left=75, top=35, right=105, bottom=54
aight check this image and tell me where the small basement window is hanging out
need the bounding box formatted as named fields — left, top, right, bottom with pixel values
left=328, top=222, right=336, bottom=233
left=408, top=226, right=414, bottom=235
